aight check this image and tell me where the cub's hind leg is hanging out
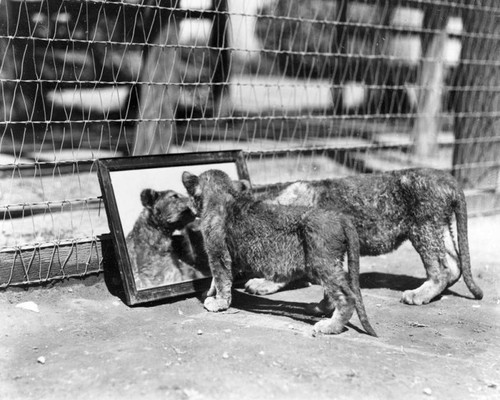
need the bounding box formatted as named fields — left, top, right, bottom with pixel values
left=306, top=292, right=335, bottom=317
left=443, top=223, right=462, bottom=287
left=312, top=260, right=355, bottom=335
left=402, top=224, right=449, bottom=305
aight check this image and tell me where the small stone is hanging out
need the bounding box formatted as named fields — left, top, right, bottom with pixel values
left=197, top=330, right=203, bottom=335
left=408, top=321, right=429, bottom=328
left=183, top=388, right=202, bottom=398
left=37, top=356, right=46, bottom=365
left=16, top=301, right=39, bottom=313
left=423, top=388, right=432, bottom=396
left=223, top=329, right=231, bottom=333
left=346, top=370, right=357, bottom=378
left=222, top=352, right=229, bottom=359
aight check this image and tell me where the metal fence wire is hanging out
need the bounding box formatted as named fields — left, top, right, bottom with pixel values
left=0, top=0, right=499, bottom=287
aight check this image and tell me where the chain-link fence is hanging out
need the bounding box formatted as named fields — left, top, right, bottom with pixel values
left=0, top=0, right=499, bottom=287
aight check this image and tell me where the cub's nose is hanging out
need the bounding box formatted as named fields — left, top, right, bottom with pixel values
left=186, top=200, right=198, bottom=217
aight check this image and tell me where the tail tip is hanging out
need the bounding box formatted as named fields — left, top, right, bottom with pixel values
left=362, top=323, right=378, bottom=338
left=469, top=283, right=484, bottom=300
left=474, top=288, right=484, bottom=300
left=366, top=328, right=378, bottom=338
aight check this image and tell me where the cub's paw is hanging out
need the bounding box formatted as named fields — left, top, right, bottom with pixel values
left=313, top=319, right=345, bottom=335
left=204, top=296, right=230, bottom=312
left=401, top=279, right=449, bottom=305
left=305, top=303, right=326, bottom=317
left=401, top=290, right=425, bottom=305
left=401, top=286, right=435, bottom=305
left=244, top=278, right=285, bottom=295
left=305, top=298, right=335, bottom=317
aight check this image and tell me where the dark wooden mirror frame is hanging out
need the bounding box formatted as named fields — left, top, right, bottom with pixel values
left=97, top=150, right=250, bottom=305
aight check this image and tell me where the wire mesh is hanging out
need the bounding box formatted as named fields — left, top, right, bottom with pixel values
left=0, top=0, right=499, bottom=286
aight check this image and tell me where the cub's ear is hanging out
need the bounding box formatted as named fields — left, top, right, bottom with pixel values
left=182, top=171, right=201, bottom=196
left=232, top=179, right=252, bottom=193
left=140, top=189, right=159, bottom=208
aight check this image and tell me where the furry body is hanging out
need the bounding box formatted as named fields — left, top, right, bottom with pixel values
left=126, top=189, right=209, bottom=289
left=182, top=169, right=377, bottom=336
left=246, top=168, right=483, bottom=305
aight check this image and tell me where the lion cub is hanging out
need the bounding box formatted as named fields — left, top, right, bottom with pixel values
left=126, top=189, right=209, bottom=289
left=182, top=169, right=377, bottom=336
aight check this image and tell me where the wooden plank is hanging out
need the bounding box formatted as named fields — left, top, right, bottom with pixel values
left=0, top=198, right=102, bottom=220
left=0, top=237, right=106, bottom=288
left=465, top=190, right=500, bottom=217
left=0, top=123, right=132, bottom=161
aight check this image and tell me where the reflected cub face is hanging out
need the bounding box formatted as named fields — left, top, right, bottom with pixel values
left=140, top=189, right=196, bottom=232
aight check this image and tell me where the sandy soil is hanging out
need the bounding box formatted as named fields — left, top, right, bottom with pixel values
left=1, top=215, right=499, bottom=400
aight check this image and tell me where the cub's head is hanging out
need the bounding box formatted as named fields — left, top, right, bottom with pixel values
left=182, top=169, right=251, bottom=215
left=140, top=189, right=196, bottom=232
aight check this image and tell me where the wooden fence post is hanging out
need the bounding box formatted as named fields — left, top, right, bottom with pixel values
left=133, top=2, right=181, bottom=155
left=412, top=6, right=447, bottom=159
left=210, top=0, right=230, bottom=118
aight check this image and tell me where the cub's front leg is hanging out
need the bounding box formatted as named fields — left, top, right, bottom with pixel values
left=204, top=247, right=233, bottom=312
left=206, top=277, right=216, bottom=297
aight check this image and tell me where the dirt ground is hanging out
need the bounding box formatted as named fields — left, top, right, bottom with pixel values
left=1, top=215, right=499, bottom=400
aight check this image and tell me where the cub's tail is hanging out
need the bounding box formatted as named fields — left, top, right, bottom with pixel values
left=455, top=190, right=483, bottom=300
left=344, top=217, right=378, bottom=337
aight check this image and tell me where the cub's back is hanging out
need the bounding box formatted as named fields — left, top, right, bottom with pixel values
left=225, top=199, right=308, bottom=276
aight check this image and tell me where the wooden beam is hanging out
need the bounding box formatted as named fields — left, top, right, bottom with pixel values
left=0, top=237, right=107, bottom=288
